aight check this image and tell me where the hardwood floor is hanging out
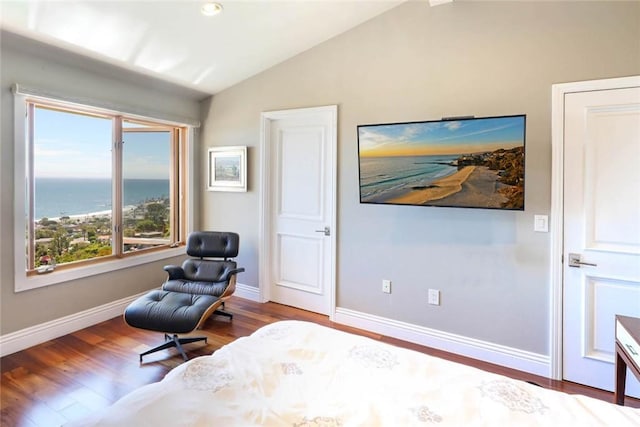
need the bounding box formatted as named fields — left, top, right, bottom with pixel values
left=1, top=297, right=638, bottom=426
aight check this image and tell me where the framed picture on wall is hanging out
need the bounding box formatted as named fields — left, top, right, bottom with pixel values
left=207, top=146, right=247, bottom=192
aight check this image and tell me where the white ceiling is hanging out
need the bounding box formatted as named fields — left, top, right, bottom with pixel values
left=0, top=0, right=411, bottom=96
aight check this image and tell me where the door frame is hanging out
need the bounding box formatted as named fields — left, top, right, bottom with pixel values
left=550, top=75, right=640, bottom=381
left=258, top=105, right=338, bottom=320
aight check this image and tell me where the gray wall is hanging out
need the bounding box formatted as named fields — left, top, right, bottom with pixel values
left=0, top=33, right=205, bottom=334
left=200, top=1, right=640, bottom=355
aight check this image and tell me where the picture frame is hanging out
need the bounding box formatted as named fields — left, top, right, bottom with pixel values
left=207, top=146, right=247, bottom=192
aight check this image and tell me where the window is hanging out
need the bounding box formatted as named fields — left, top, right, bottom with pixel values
left=13, top=87, right=194, bottom=291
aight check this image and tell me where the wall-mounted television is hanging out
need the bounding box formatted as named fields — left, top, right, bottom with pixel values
left=357, top=115, right=526, bottom=210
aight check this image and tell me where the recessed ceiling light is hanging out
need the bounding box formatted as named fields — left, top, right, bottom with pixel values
left=201, top=2, right=223, bottom=17
left=429, top=0, right=453, bottom=6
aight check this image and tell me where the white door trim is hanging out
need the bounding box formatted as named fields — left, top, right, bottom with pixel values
left=258, top=105, right=338, bottom=320
left=550, top=75, right=640, bottom=381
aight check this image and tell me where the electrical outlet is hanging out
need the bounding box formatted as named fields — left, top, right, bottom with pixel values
left=382, top=279, right=392, bottom=294
left=428, top=289, right=440, bottom=305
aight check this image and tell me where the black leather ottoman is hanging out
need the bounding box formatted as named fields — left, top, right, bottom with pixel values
left=124, top=290, right=220, bottom=362
left=125, top=290, right=220, bottom=334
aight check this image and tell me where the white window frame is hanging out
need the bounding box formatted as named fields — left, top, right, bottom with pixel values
left=12, top=84, right=197, bottom=292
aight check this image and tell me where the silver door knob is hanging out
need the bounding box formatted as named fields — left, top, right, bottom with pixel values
left=315, top=226, right=330, bottom=236
left=568, top=253, right=597, bottom=268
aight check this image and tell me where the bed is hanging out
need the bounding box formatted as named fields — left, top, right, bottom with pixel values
left=71, top=320, right=640, bottom=426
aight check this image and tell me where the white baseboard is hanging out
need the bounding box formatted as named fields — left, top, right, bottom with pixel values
left=0, top=284, right=259, bottom=358
left=0, top=292, right=146, bottom=358
left=0, top=283, right=260, bottom=357
left=234, top=282, right=261, bottom=302
left=333, top=307, right=551, bottom=378
left=1, top=289, right=551, bottom=380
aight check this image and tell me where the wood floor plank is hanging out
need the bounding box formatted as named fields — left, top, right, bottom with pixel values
left=1, top=297, right=638, bottom=427
left=71, top=328, right=106, bottom=346
left=0, top=379, right=31, bottom=411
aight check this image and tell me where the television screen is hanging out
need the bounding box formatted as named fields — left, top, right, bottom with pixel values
left=357, top=115, right=526, bottom=210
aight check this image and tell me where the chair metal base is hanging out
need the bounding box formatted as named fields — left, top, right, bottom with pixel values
left=139, top=333, right=207, bottom=363
left=214, top=308, right=233, bottom=319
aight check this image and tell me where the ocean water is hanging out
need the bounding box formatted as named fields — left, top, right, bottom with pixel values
left=35, top=178, right=170, bottom=219
left=359, top=155, right=458, bottom=202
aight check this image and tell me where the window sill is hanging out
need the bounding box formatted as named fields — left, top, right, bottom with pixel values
left=15, top=246, right=185, bottom=292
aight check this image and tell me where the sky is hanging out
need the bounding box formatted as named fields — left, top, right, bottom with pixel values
left=358, top=116, right=526, bottom=157
left=34, top=107, right=170, bottom=179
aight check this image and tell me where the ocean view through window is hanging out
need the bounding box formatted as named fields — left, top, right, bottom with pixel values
left=22, top=100, right=188, bottom=276
left=34, top=178, right=169, bottom=220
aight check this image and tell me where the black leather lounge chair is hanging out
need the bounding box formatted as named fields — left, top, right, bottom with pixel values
left=124, top=231, right=244, bottom=362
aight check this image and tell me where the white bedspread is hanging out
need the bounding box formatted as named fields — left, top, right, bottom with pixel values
left=72, top=320, right=640, bottom=426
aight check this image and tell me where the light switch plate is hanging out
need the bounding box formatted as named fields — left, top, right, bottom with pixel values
left=534, top=215, right=549, bottom=232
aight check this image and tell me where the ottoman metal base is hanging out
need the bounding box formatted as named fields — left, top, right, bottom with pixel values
left=139, top=333, right=207, bottom=362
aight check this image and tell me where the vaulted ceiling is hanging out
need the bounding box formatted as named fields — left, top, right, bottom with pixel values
left=0, top=1, right=414, bottom=95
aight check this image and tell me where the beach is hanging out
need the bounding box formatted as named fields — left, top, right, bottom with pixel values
left=42, top=205, right=137, bottom=222
left=364, top=145, right=523, bottom=209
left=388, top=165, right=510, bottom=207
left=429, top=166, right=508, bottom=208
left=389, top=166, right=476, bottom=205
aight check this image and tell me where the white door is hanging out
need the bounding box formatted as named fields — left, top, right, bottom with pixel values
left=260, top=106, right=336, bottom=315
left=562, top=82, right=640, bottom=397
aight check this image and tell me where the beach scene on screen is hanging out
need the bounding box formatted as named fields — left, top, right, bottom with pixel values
left=358, top=116, right=525, bottom=210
